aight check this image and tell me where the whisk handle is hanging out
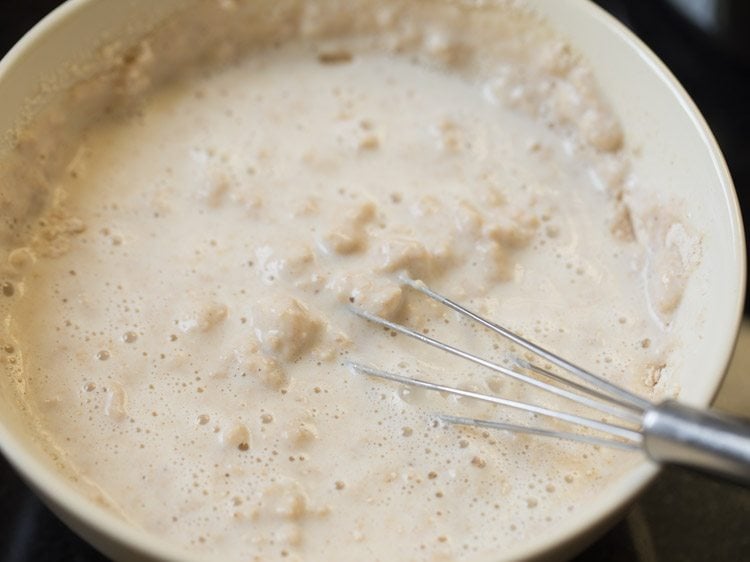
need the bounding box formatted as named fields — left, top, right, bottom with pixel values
left=643, top=400, right=750, bottom=485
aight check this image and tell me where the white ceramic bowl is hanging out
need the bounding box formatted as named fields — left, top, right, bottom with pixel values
left=0, top=1, right=745, bottom=560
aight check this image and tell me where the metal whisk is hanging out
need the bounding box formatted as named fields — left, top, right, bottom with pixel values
left=348, top=276, right=750, bottom=484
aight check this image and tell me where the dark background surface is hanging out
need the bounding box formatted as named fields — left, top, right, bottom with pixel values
left=1, top=1, right=749, bottom=560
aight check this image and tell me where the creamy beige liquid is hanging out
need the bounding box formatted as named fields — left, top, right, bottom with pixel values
left=0, top=1, right=687, bottom=560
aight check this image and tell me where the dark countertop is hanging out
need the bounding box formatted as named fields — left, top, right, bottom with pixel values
left=1, top=1, right=749, bottom=560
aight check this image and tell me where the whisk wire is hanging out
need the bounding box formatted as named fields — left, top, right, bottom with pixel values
left=399, top=275, right=651, bottom=412
left=437, top=414, right=641, bottom=451
left=514, top=358, right=641, bottom=420
left=348, top=362, right=643, bottom=444
left=350, top=306, right=642, bottom=424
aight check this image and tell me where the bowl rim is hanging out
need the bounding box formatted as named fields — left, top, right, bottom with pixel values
left=0, top=0, right=745, bottom=560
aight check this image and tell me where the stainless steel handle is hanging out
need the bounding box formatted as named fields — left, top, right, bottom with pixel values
left=643, top=400, right=750, bottom=484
